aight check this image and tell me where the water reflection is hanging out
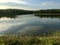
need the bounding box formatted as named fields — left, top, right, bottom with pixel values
left=0, top=14, right=60, bottom=35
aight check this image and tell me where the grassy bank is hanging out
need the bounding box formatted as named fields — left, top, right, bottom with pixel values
left=0, top=35, right=60, bottom=45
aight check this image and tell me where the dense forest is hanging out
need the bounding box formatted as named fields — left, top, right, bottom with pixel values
left=0, top=9, right=60, bottom=18
left=35, top=9, right=60, bottom=16
left=0, top=9, right=33, bottom=18
left=35, top=9, right=60, bottom=13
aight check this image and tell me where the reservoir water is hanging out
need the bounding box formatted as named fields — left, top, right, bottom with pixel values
left=0, top=14, right=60, bottom=35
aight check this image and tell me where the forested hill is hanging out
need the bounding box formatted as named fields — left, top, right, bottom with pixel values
left=35, top=9, right=60, bottom=13
left=0, top=9, right=33, bottom=18
left=0, top=9, right=60, bottom=18
left=34, top=9, right=60, bottom=16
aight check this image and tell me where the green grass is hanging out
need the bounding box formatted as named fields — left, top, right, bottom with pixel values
left=0, top=35, right=60, bottom=45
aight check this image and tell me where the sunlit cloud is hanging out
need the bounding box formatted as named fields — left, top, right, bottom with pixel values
left=0, top=0, right=10, bottom=3
left=0, top=0, right=27, bottom=4
left=0, top=5, right=10, bottom=9
left=0, top=0, right=39, bottom=10
left=11, top=0, right=27, bottom=4
left=0, top=5, right=39, bottom=10
left=0, top=0, right=60, bottom=10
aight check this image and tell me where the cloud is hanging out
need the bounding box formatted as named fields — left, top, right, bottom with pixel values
left=11, top=0, right=27, bottom=4
left=0, top=0, right=10, bottom=3
left=0, top=4, right=39, bottom=10
left=0, top=0, right=39, bottom=10
left=0, top=0, right=27, bottom=4
left=39, top=1, right=60, bottom=9
left=0, top=5, right=10, bottom=9
left=41, top=2, right=54, bottom=6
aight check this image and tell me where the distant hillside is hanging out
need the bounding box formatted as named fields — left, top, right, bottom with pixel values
left=35, top=9, right=60, bottom=16
left=0, top=9, right=60, bottom=18
left=0, top=9, right=33, bottom=18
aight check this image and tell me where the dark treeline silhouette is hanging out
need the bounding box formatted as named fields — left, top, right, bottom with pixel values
left=0, top=9, right=33, bottom=18
left=35, top=9, right=60, bottom=16
left=0, top=9, right=60, bottom=18
left=36, top=9, right=60, bottom=13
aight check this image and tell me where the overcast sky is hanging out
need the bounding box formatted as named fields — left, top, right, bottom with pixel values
left=0, top=0, right=60, bottom=10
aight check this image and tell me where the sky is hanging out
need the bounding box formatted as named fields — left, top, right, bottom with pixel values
left=0, top=0, right=60, bottom=10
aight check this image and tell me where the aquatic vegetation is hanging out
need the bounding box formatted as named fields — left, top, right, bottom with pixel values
left=0, top=32, right=60, bottom=45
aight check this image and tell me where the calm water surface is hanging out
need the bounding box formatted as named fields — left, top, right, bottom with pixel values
left=0, top=14, right=60, bottom=35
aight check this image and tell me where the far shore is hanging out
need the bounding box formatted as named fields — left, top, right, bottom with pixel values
left=35, top=13, right=60, bottom=16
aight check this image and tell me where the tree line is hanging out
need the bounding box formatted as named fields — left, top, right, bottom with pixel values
left=0, top=9, right=60, bottom=18
left=36, top=9, right=60, bottom=13
left=0, top=9, right=33, bottom=18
